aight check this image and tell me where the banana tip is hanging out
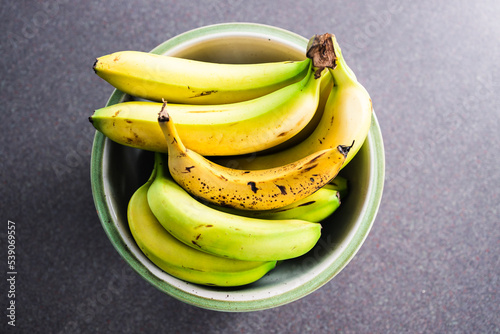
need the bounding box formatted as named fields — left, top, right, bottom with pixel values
left=158, top=101, right=170, bottom=122
left=337, top=141, right=354, bottom=157
left=158, top=114, right=169, bottom=122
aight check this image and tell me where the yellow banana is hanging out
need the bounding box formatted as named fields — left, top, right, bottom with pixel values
left=93, top=50, right=311, bottom=104
left=254, top=70, right=334, bottom=155
left=215, top=34, right=373, bottom=170
left=89, top=64, right=326, bottom=156
left=147, top=153, right=322, bottom=262
left=157, top=107, right=350, bottom=211
left=128, top=166, right=277, bottom=286
left=206, top=185, right=341, bottom=223
left=207, top=175, right=348, bottom=223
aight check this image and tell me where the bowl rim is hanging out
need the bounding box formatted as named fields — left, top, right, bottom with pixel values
left=90, top=22, right=385, bottom=312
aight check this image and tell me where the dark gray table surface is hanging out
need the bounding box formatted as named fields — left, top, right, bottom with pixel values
left=1, top=0, right=499, bottom=333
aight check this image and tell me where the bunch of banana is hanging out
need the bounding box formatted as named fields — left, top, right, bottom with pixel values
left=89, top=63, right=329, bottom=156
left=128, top=164, right=278, bottom=286
left=129, top=153, right=347, bottom=286
left=148, top=152, right=323, bottom=262
left=214, top=34, right=373, bottom=169
left=91, top=32, right=372, bottom=286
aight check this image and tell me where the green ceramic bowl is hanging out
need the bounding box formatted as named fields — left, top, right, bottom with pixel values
left=90, top=23, right=385, bottom=312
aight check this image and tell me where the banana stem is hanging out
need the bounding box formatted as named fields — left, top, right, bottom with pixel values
left=147, top=157, right=158, bottom=183
left=306, top=33, right=337, bottom=78
left=157, top=100, right=187, bottom=154
left=153, top=152, right=165, bottom=179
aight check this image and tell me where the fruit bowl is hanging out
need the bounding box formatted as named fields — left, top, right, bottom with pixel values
left=90, top=22, right=385, bottom=311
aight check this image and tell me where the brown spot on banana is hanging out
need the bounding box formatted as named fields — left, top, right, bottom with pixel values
left=302, top=163, right=319, bottom=172
left=308, top=150, right=327, bottom=163
left=275, top=184, right=287, bottom=195
left=123, top=130, right=145, bottom=147
left=191, top=90, right=218, bottom=98
left=247, top=181, right=258, bottom=193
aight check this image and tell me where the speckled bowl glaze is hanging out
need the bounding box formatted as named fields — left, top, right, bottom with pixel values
left=90, top=23, right=385, bottom=312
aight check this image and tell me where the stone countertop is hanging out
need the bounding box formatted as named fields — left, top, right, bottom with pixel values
left=1, top=0, right=499, bottom=332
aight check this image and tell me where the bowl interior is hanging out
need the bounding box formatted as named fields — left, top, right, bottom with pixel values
left=91, top=23, right=385, bottom=312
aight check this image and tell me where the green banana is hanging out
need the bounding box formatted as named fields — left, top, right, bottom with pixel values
left=93, top=50, right=311, bottom=104
left=89, top=63, right=326, bottom=156
left=214, top=34, right=373, bottom=170
left=157, top=107, right=350, bottom=211
left=128, top=164, right=277, bottom=286
left=327, top=175, right=349, bottom=199
left=147, top=153, right=322, bottom=262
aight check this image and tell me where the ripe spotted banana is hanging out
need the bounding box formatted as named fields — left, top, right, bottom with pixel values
left=89, top=64, right=326, bottom=156
left=147, top=153, right=322, bottom=262
left=206, top=185, right=341, bottom=223
left=128, top=165, right=277, bottom=286
left=206, top=175, right=348, bottom=223
left=93, top=50, right=311, bottom=104
left=215, top=34, right=373, bottom=170
left=157, top=107, right=351, bottom=211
